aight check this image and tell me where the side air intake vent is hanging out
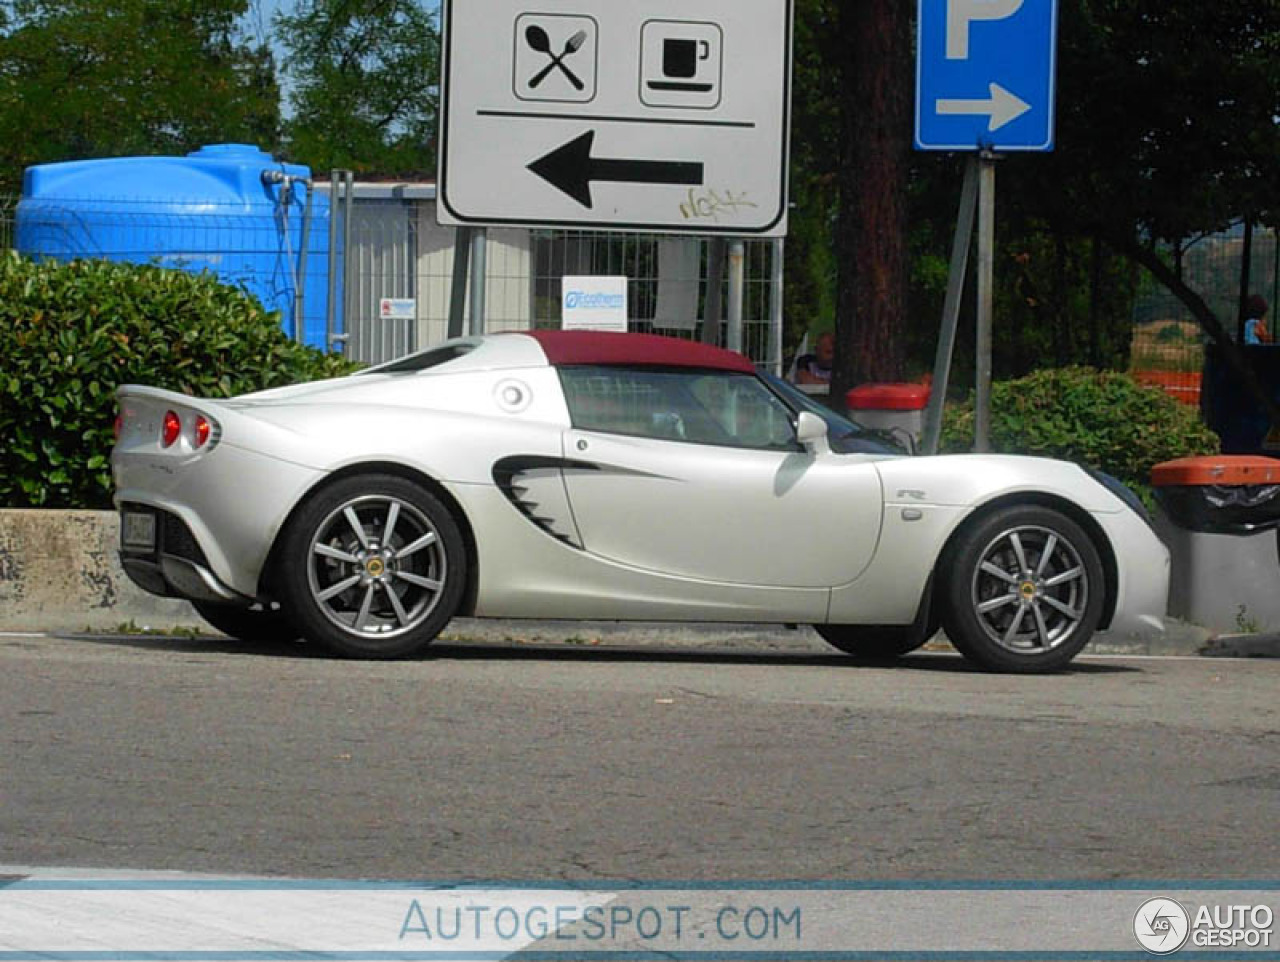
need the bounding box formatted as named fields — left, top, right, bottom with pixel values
left=492, top=456, right=593, bottom=548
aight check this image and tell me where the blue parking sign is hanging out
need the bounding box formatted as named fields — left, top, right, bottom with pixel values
left=915, top=0, right=1058, bottom=152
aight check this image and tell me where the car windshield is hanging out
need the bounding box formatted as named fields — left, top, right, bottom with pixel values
left=762, top=373, right=907, bottom=455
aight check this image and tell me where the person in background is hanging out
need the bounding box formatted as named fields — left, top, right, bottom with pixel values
left=1244, top=294, right=1271, bottom=345
left=794, top=331, right=835, bottom=384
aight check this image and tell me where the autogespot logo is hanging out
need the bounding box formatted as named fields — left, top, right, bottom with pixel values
left=1134, top=897, right=1191, bottom=955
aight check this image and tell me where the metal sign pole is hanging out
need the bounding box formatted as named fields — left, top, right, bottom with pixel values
left=340, top=171, right=354, bottom=355
left=447, top=226, right=473, bottom=339
left=701, top=238, right=727, bottom=345
left=769, top=237, right=785, bottom=376
left=468, top=227, right=488, bottom=337
left=920, top=158, right=980, bottom=455
left=974, top=151, right=997, bottom=453
left=326, top=170, right=340, bottom=352
left=726, top=239, right=746, bottom=353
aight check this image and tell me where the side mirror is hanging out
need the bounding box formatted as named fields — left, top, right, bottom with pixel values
left=795, top=411, right=830, bottom=455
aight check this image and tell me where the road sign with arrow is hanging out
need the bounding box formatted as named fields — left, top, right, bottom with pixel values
left=527, top=131, right=705, bottom=209
left=914, top=0, right=1057, bottom=152
left=437, top=0, right=792, bottom=235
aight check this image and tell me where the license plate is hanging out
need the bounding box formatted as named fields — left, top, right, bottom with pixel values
left=121, top=511, right=156, bottom=551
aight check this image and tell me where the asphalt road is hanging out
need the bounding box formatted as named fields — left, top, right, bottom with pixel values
left=2, top=630, right=1279, bottom=881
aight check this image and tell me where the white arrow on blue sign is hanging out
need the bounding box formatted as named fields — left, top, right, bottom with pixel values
left=915, top=0, right=1058, bottom=152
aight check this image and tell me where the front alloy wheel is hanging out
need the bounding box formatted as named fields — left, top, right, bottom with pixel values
left=942, top=505, right=1105, bottom=672
left=279, top=476, right=466, bottom=658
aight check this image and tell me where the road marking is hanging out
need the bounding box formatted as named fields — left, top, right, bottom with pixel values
left=0, top=868, right=609, bottom=958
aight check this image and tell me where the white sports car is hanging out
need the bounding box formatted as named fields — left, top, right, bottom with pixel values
left=112, top=330, right=1168, bottom=672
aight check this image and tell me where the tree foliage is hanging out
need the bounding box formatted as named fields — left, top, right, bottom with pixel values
left=0, top=252, right=358, bottom=509
left=996, top=0, right=1280, bottom=423
left=0, top=0, right=280, bottom=193
left=277, top=0, right=439, bottom=176
left=940, top=367, right=1219, bottom=501
left=785, top=0, right=1280, bottom=396
left=782, top=0, right=840, bottom=351
left=1022, top=0, right=1280, bottom=247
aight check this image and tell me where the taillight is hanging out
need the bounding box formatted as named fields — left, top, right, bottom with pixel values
left=162, top=410, right=181, bottom=447
left=194, top=416, right=211, bottom=448
left=113, top=413, right=123, bottom=441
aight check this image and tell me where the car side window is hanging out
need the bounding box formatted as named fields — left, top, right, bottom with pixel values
left=558, top=366, right=797, bottom=451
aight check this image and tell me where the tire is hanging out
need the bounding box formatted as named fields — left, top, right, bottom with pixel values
left=940, top=505, right=1105, bottom=673
left=191, top=600, right=296, bottom=644
left=814, top=624, right=924, bottom=660
left=275, top=474, right=467, bottom=659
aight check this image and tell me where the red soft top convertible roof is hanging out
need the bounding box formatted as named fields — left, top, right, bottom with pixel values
left=519, top=329, right=755, bottom=374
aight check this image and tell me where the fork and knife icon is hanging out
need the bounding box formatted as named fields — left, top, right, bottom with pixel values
left=525, top=24, right=587, bottom=90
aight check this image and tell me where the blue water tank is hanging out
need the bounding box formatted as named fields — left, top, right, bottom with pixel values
left=16, top=144, right=340, bottom=350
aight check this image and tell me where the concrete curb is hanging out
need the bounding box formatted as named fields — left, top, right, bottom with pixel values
left=1200, top=632, right=1280, bottom=658
left=1, top=509, right=1276, bottom=658
left=0, top=509, right=198, bottom=633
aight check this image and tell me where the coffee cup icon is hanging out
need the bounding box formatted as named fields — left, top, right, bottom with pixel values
left=642, top=21, right=720, bottom=104
left=662, top=37, right=710, bottom=79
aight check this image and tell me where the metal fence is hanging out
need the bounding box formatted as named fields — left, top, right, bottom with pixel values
left=528, top=230, right=781, bottom=358
left=2, top=190, right=337, bottom=347
left=0, top=187, right=784, bottom=371
left=339, top=191, right=419, bottom=363
left=338, top=184, right=784, bottom=369
left=1130, top=225, right=1280, bottom=406
left=11, top=182, right=1275, bottom=404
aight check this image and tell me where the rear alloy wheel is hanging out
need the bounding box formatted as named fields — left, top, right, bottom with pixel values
left=814, top=625, right=924, bottom=660
left=191, top=600, right=295, bottom=644
left=277, top=475, right=466, bottom=658
left=941, top=505, right=1105, bottom=672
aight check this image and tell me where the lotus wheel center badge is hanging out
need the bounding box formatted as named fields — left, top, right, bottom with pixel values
left=1020, top=581, right=1037, bottom=599
left=366, top=558, right=386, bottom=578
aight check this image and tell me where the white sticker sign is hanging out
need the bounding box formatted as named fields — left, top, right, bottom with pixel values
left=379, top=298, right=416, bottom=320
left=561, top=276, right=628, bottom=332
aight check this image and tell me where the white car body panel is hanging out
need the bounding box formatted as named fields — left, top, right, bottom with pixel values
left=111, top=331, right=1170, bottom=662
left=875, top=454, right=1131, bottom=513
left=113, top=387, right=325, bottom=596
left=226, top=367, right=574, bottom=484
left=450, top=484, right=829, bottom=623
left=559, top=431, right=884, bottom=588
left=827, top=502, right=969, bottom=625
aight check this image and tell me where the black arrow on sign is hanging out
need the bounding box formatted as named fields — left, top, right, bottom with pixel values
left=527, top=130, right=704, bottom=209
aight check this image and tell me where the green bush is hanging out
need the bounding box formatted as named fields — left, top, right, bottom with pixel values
left=939, top=366, right=1220, bottom=502
left=0, top=252, right=360, bottom=509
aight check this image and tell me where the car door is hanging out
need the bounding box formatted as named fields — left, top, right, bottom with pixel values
left=557, top=365, right=884, bottom=589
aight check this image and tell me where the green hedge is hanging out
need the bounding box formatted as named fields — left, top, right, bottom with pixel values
left=0, top=252, right=359, bottom=509
left=940, top=366, right=1220, bottom=502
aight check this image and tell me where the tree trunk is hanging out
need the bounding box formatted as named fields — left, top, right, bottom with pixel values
left=1088, top=236, right=1102, bottom=366
left=831, top=0, right=911, bottom=401
left=1053, top=234, right=1068, bottom=362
